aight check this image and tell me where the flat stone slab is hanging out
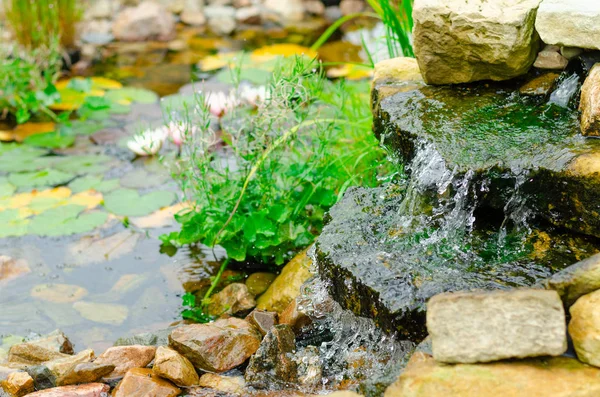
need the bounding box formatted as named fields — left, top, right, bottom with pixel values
left=427, top=289, right=567, bottom=363
left=536, top=0, right=600, bottom=50
left=372, top=67, right=600, bottom=238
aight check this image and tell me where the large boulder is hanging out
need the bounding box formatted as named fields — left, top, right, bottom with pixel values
left=546, top=253, right=600, bottom=307
left=535, top=0, right=600, bottom=50
left=413, top=0, right=541, bottom=84
left=569, top=289, right=600, bottom=367
left=112, top=1, right=176, bottom=42
left=427, top=290, right=567, bottom=363
left=384, top=352, right=600, bottom=397
left=580, top=64, right=600, bottom=137
left=169, top=318, right=262, bottom=373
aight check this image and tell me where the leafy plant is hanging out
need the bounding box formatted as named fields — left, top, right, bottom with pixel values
left=4, top=0, right=82, bottom=49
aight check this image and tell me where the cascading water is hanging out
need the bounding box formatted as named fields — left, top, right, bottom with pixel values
left=549, top=73, right=580, bottom=108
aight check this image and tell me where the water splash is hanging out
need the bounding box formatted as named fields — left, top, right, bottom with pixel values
left=549, top=73, right=580, bottom=108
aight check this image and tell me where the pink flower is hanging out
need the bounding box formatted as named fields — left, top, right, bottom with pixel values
left=205, top=91, right=239, bottom=117
left=164, top=121, right=198, bottom=146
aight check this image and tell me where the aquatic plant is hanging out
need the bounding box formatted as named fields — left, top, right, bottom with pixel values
left=4, top=0, right=82, bottom=50
left=127, top=128, right=167, bottom=156
left=311, top=0, right=414, bottom=59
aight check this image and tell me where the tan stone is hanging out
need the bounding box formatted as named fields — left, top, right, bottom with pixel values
left=8, top=330, right=74, bottom=365
left=427, top=289, right=567, bottom=363
left=112, top=1, right=176, bottom=42
left=535, top=0, right=600, bottom=51
left=546, top=252, right=600, bottom=307
left=58, top=362, right=115, bottom=386
left=580, top=65, right=600, bottom=137
left=569, top=289, right=600, bottom=367
left=256, top=249, right=313, bottom=313
left=198, top=373, right=245, bottom=395
left=245, top=310, right=278, bottom=336
left=1, top=371, right=34, bottom=397
left=384, top=352, right=600, bottom=397
left=0, top=256, right=30, bottom=285
left=207, top=283, right=257, bottom=317
left=519, top=72, right=560, bottom=96
left=45, top=349, right=95, bottom=384
left=152, top=346, right=199, bottom=387
left=26, top=383, right=110, bottom=397
left=279, top=298, right=312, bottom=334
left=246, top=272, right=277, bottom=296
left=169, top=318, right=261, bottom=373
left=30, top=284, right=88, bottom=303
left=113, top=368, right=180, bottom=397
left=94, top=345, right=156, bottom=379
left=372, top=58, right=423, bottom=86
left=533, top=49, right=569, bottom=70
left=413, top=0, right=541, bottom=84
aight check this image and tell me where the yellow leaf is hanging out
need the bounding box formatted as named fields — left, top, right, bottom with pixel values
left=50, top=88, right=106, bottom=111
left=197, top=53, right=238, bottom=72
left=17, top=207, right=34, bottom=219
left=130, top=202, right=191, bottom=229
left=250, top=44, right=318, bottom=62
left=326, top=64, right=374, bottom=80
left=69, top=190, right=103, bottom=210
left=4, top=122, right=56, bottom=142
left=0, top=187, right=71, bottom=211
left=56, top=77, right=122, bottom=91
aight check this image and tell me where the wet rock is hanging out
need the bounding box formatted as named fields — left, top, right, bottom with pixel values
left=246, top=273, right=277, bottom=296
left=72, top=301, right=129, bottom=325
left=561, top=46, right=583, bottom=60
left=245, top=325, right=298, bottom=389
left=112, top=1, right=176, bottom=42
left=246, top=310, right=278, bottom=336
left=59, top=362, right=115, bottom=386
left=384, top=352, right=600, bottom=397
left=322, top=393, right=363, bottom=397
left=569, top=289, right=600, bottom=367
left=113, top=368, right=180, bottom=397
left=8, top=330, right=73, bottom=364
left=1, top=371, right=34, bottom=397
left=546, top=253, right=600, bottom=307
left=205, top=6, right=236, bottom=36
left=197, top=373, right=245, bottom=395
left=535, top=0, right=600, bottom=51
left=372, top=57, right=423, bottom=87
left=181, top=0, right=207, bottom=26
left=519, top=72, right=560, bottom=96
left=114, top=328, right=174, bottom=347
left=303, top=1, right=325, bottom=16
left=256, top=249, right=313, bottom=313
left=152, top=346, right=199, bottom=387
left=169, top=318, right=261, bottom=372
left=0, top=256, right=30, bottom=285
left=25, top=366, right=56, bottom=391
left=46, top=349, right=95, bottom=385
left=26, top=383, right=110, bottom=397
left=427, top=290, right=567, bottom=363
left=413, top=0, right=540, bottom=84
left=295, top=346, right=321, bottom=390
left=208, top=283, right=257, bottom=317
left=533, top=48, right=569, bottom=70
left=580, top=64, right=600, bottom=137
left=94, top=345, right=156, bottom=379
left=279, top=298, right=312, bottom=334
left=30, top=283, right=88, bottom=303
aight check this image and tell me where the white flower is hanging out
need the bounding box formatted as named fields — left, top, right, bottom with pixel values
left=127, top=128, right=167, bottom=156
left=239, top=85, right=268, bottom=107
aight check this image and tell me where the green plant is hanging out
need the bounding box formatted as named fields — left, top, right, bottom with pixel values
left=4, top=0, right=82, bottom=50
left=163, top=58, right=397, bottom=319
left=0, top=47, right=62, bottom=124
left=311, top=0, right=414, bottom=59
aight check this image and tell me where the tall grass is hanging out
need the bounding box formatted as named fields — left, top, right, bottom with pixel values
left=311, top=0, right=414, bottom=59
left=4, top=0, right=82, bottom=50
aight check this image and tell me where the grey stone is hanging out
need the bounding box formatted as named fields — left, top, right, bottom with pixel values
left=533, top=49, right=569, bottom=70
left=204, top=6, right=236, bottom=35
left=536, top=0, right=600, bottom=50
left=546, top=252, right=600, bottom=307
left=427, top=289, right=567, bottom=363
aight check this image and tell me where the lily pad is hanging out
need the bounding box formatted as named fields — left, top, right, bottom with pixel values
left=69, top=175, right=120, bottom=193
left=0, top=156, right=56, bottom=173
left=53, top=155, right=113, bottom=175
left=2, top=122, right=56, bottom=142
left=23, top=132, right=75, bottom=149
left=0, top=209, right=30, bottom=237
left=120, top=168, right=169, bottom=189
left=0, top=177, right=16, bottom=197
left=105, top=88, right=159, bottom=105
left=28, top=205, right=108, bottom=236
left=9, top=169, right=75, bottom=188
left=103, top=188, right=176, bottom=217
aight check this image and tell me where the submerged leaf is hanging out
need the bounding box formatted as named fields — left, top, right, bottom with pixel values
left=103, top=188, right=176, bottom=217
left=28, top=205, right=108, bottom=236
left=23, top=132, right=75, bottom=149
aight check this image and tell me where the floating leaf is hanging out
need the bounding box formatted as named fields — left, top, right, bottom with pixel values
left=0, top=209, right=30, bottom=237
left=105, top=88, right=158, bottom=105
left=0, top=187, right=72, bottom=211
left=120, top=168, right=169, bottom=189
left=28, top=205, right=108, bottom=236
left=50, top=88, right=106, bottom=111
left=52, top=155, right=113, bottom=175
left=23, top=132, right=75, bottom=149
left=2, top=122, right=56, bottom=142
left=60, top=120, right=116, bottom=136
left=69, top=190, right=103, bottom=209
left=250, top=44, right=318, bottom=62
left=0, top=181, right=16, bottom=198
left=130, top=202, right=190, bottom=229
left=103, top=188, right=176, bottom=217
left=0, top=156, right=56, bottom=173
left=197, top=53, right=239, bottom=72
left=57, top=77, right=123, bottom=91
left=68, top=175, right=120, bottom=193
left=8, top=170, right=75, bottom=188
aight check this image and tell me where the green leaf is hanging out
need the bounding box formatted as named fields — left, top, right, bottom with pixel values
left=105, top=88, right=159, bottom=104
left=52, top=155, right=113, bottom=175
left=28, top=205, right=108, bottom=236
left=103, top=188, right=176, bottom=217
left=67, top=78, right=93, bottom=93
left=23, top=132, right=75, bottom=149
left=0, top=181, right=16, bottom=197
left=9, top=169, right=75, bottom=188
left=0, top=209, right=29, bottom=237
left=120, top=168, right=169, bottom=189
left=68, top=175, right=120, bottom=193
